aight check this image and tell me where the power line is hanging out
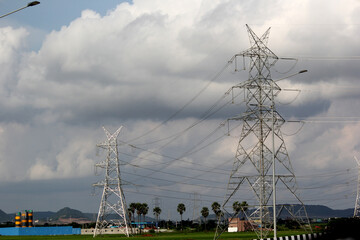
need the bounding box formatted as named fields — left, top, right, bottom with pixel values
left=283, top=56, right=360, bottom=61
left=121, top=169, right=226, bottom=190
left=131, top=88, right=242, bottom=147
left=302, top=120, right=360, bottom=123
left=296, top=168, right=357, bottom=178
left=126, top=60, right=236, bottom=143
left=124, top=189, right=218, bottom=204
left=116, top=93, right=245, bottom=183
left=126, top=182, right=223, bottom=200
left=127, top=122, right=239, bottom=182
left=119, top=126, right=231, bottom=173
left=119, top=149, right=231, bottom=175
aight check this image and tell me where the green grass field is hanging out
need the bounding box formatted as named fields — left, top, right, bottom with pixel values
left=0, top=230, right=308, bottom=240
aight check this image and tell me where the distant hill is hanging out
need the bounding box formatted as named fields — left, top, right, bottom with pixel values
left=52, top=207, right=87, bottom=220
left=205, top=204, right=354, bottom=220
left=303, top=205, right=353, bottom=218
left=33, top=211, right=56, bottom=221
left=1, top=204, right=354, bottom=224
left=82, top=213, right=156, bottom=222
left=7, top=208, right=89, bottom=223
left=0, top=209, right=11, bottom=223
left=83, top=213, right=97, bottom=221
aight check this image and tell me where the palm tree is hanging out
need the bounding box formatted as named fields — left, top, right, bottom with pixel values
left=211, top=202, right=221, bottom=218
left=177, top=203, right=186, bottom=230
left=127, top=207, right=134, bottom=233
left=233, top=201, right=241, bottom=216
left=135, top=202, right=143, bottom=232
left=153, top=207, right=162, bottom=229
left=201, top=207, right=209, bottom=231
left=129, top=203, right=136, bottom=222
left=240, top=201, right=248, bottom=220
left=142, top=203, right=149, bottom=227
left=128, top=208, right=133, bottom=223
left=233, top=201, right=249, bottom=220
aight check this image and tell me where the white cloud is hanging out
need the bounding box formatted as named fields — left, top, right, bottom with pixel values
left=0, top=0, right=359, bottom=213
left=28, top=138, right=95, bottom=180
left=277, top=80, right=360, bottom=108
left=0, top=27, right=28, bottom=64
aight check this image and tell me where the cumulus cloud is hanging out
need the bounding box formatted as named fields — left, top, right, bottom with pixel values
left=0, top=0, right=359, bottom=214
left=28, top=138, right=95, bottom=180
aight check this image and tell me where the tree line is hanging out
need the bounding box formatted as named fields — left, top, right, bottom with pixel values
left=127, top=201, right=248, bottom=231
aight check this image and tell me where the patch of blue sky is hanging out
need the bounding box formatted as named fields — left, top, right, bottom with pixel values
left=1, top=0, right=132, bottom=31
left=0, top=0, right=132, bottom=51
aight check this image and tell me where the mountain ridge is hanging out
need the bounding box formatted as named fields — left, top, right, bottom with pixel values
left=0, top=205, right=355, bottom=223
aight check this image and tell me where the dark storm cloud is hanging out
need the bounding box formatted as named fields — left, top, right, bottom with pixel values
left=282, top=99, right=332, bottom=118
left=0, top=0, right=359, bottom=215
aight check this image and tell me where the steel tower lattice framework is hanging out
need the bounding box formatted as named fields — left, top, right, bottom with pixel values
left=214, top=25, right=311, bottom=240
left=192, top=193, right=201, bottom=225
left=93, top=126, right=131, bottom=237
left=354, top=156, right=360, bottom=217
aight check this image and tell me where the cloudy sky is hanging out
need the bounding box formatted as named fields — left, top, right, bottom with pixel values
left=0, top=0, right=360, bottom=221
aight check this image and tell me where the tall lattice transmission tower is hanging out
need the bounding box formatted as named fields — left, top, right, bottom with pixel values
left=354, top=156, right=360, bottom=217
left=93, top=126, right=131, bottom=237
left=214, top=25, right=311, bottom=239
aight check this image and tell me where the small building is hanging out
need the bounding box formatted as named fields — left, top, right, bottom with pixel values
left=131, top=221, right=156, bottom=229
left=228, top=218, right=254, bottom=232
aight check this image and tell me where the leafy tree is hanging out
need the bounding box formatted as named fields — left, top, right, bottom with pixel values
left=201, top=207, right=209, bottom=230
left=177, top=203, right=186, bottom=230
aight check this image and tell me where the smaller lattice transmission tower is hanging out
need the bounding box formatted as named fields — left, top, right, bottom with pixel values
left=93, top=126, right=131, bottom=237
left=191, top=193, right=201, bottom=225
left=354, top=156, right=360, bottom=217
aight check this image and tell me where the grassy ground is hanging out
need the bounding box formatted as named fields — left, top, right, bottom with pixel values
left=0, top=230, right=308, bottom=240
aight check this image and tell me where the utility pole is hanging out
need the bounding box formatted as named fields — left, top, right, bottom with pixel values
left=93, top=126, right=131, bottom=237
left=214, top=25, right=311, bottom=240
left=167, top=210, right=171, bottom=229
left=354, top=156, right=360, bottom=217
